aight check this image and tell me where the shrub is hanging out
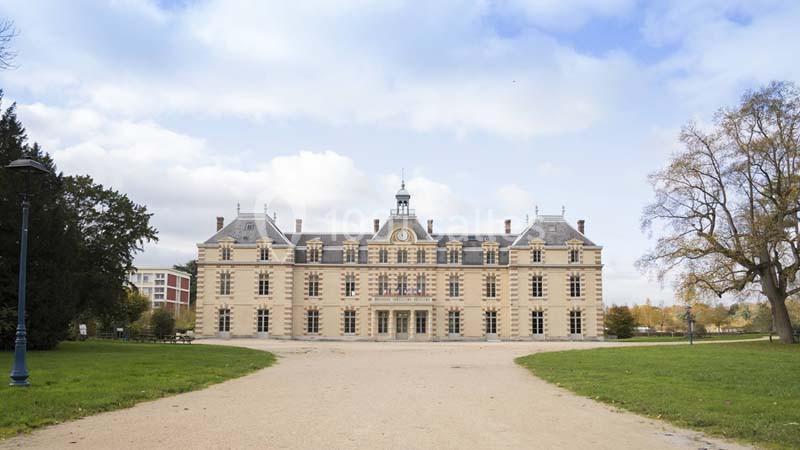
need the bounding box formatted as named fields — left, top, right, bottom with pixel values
left=605, top=304, right=635, bottom=339
left=150, top=308, right=175, bottom=337
left=174, top=308, right=195, bottom=333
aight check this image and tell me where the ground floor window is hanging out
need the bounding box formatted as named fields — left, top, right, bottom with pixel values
left=307, top=309, right=319, bottom=333
left=415, top=311, right=427, bottom=334
left=218, top=308, right=230, bottom=332
left=569, top=310, right=582, bottom=335
left=257, top=308, right=269, bottom=333
left=344, top=310, right=356, bottom=334
left=448, top=310, right=460, bottom=334
left=485, top=310, right=497, bottom=334
left=377, top=311, right=389, bottom=334
left=532, top=311, right=544, bottom=335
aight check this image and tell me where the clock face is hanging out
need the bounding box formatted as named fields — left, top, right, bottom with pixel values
left=396, top=229, right=410, bottom=242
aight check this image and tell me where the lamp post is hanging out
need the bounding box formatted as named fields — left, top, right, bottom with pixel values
left=6, top=158, right=50, bottom=387
left=685, top=304, right=694, bottom=345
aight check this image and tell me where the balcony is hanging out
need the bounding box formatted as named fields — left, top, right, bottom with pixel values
left=372, top=295, right=433, bottom=306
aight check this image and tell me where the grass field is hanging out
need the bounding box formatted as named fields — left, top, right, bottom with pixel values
left=617, top=332, right=767, bottom=343
left=0, top=340, right=275, bottom=439
left=516, top=342, right=800, bottom=449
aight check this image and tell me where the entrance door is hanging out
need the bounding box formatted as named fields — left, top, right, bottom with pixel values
left=485, top=310, right=498, bottom=341
left=395, top=312, right=409, bottom=340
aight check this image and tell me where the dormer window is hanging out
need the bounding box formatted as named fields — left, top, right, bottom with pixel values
left=345, top=248, right=357, bottom=263
left=259, top=247, right=269, bottom=261
left=569, top=249, right=580, bottom=263
left=486, top=250, right=496, bottom=264
left=308, top=248, right=320, bottom=263
left=221, top=247, right=232, bottom=261
left=378, top=248, right=388, bottom=263
left=397, top=249, right=408, bottom=263
left=448, top=248, right=460, bottom=264
left=532, top=249, right=542, bottom=263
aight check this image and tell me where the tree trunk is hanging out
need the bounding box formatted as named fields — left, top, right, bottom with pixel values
left=768, top=297, right=796, bottom=344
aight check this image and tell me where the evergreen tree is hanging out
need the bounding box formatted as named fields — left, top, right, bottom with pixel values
left=605, top=304, right=636, bottom=339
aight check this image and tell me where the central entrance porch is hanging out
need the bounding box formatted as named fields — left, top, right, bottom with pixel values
left=373, top=308, right=432, bottom=341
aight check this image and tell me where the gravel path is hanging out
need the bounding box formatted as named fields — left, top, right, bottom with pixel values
left=1, top=340, right=751, bottom=450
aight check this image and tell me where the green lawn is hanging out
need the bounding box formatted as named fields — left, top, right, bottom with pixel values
left=0, top=340, right=275, bottom=439
left=516, top=342, right=800, bottom=450
left=617, top=332, right=767, bottom=343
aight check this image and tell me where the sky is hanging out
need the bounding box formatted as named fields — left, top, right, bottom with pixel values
left=1, top=0, right=799, bottom=306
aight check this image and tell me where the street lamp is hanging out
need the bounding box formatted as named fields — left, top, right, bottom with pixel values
left=6, top=158, right=50, bottom=387
left=685, top=304, right=694, bottom=345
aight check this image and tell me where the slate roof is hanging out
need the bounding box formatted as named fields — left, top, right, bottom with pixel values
left=203, top=213, right=291, bottom=246
left=370, top=216, right=434, bottom=242
left=511, top=215, right=595, bottom=247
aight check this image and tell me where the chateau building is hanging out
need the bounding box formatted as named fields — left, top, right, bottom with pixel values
left=196, top=184, right=604, bottom=340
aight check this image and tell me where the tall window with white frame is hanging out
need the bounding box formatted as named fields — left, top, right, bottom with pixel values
left=308, top=274, right=320, bottom=297
left=307, top=309, right=320, bottom=333
left=396, top=274, right=408, bottom=295
left=257, top=308, right=269, bottom=333
left=345, top=248, right=356, bottom=263
left=486, top=249, right=496, bottom=264
left=485, top=310, right=497, bottom=334
left=416, top=248, right=426, bottom=263
left=415, top=274, right=426, bottom=295
left=486, top=274, right=497, bottom=298
left=569, top=274, right=581, bottom=297
left=448, top=275, right=460, bottom=297
left=345, top=274, right=356, bottom=297
left=378, top=274, right=389, bottom=296
left=377, top=311, right=389, bottom=334
left=221, top=246, right=231, bottom=261
left=308, top=247, right=320, bottom=263
left=569, top=310, right=582, bottom=335
left=448, top=248, right=460, bottom=264
left=448, top=310, right=460, bottom=335
left=259, top=246, right=269, bottom=261
left=569, top=248, right=580, bottom=263
left=397, top=249, right=408, bottom=263
left=415, top=311, right=427, bottom=334
left=532, top=310, right=544, bottom=335
left=531, top=249, right=542, bottom=263
left=219, top=272, right=231, bottom=295
left=378, top=248, right=388, bottom=263
left=532, top=275, right=543, bottom=298
left=343, top=310, right=356, bottom=334
left=258, top=272, right=269, bottom=296
left=218, top=308, right=231, bottom=332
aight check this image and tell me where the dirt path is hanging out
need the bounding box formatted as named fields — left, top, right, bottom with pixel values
left=0, top=340, right=751, bottom=450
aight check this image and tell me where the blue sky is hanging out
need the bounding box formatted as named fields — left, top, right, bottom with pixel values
left=1, top=0, right=799, bottom=306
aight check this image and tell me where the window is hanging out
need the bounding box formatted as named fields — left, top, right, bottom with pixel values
left=532, top=311, right=544, bottom=335
left=345, top=274, right=356, bottom=297
left=257, top=309, right=269, bottom=333
left=415, top=311, right=427, bottom=334
left=448, top=248, right=460, bottom=264
left=344, top=310, right=356, bottom=334
left=532, top=249, right=542, bottom=263
left=377, top=311, right=389, bottom=334
left=345, top=248, right=356, bottom=263
left=378, top=248, right=388, bottom=263
left=416, top=249, right=426, bottom=263
left=218, top=308, right=230, bottom=332
left=415, top=274, right=426, bottom=295
left=486, top=250, right=496, bottom=264
left=258, top=273, right=269, bottom=296
left=142, top=275, right=150, bottom=283
left=532, top=275, right=543, bottom=298
left=307, top=309, right=319, bottom=333
left=569, top=249, right=580, bottom=263
left=396, top=274, right=408, bottom=296
left=155, top=279, right=165, bottom=286
left=448, top=275, right=460, bottom=297
left=245, top=222, right=255, bottom=231
left=397, top=249, right=408, bottom=263
left=569, top=310, right=582, bottom=334
left=259, top=246, right=269, bottom=261
left=308, top=274, right=320, bottom=297
left=485, top=275, right=497, bottom=298
left=485, top=310, right=497, bottom=334
left=221, top=247, right=231, bottom=261
left=569, top=275, right=581, bottom=297
left=378, top=274, right=389, bottom=296
left=448, top=310, right=460, bottom=334
left=219, top=272, right=231, bottom=295
left=308, top=247, right=320, bottom=263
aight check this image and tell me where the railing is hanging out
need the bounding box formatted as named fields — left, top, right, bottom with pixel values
left=372, top=296, right=433, bottom=305
left=389, top=208, right=416, bottom=216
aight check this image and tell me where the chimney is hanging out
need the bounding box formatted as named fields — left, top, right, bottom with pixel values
left=216, top=216, right=224, bottom=232
left=427, top=219, right=433, bottom=234
left=295, top=219, right=303, bottom=233
left=504, top=219, right=511, bottom=234
left=373, top=219, right=380, bottom=233
left=577, top=219, right=585, bottom=235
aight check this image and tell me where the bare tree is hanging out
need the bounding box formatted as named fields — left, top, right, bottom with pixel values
left=639, top=81, right=800, bottom=344
left=0, top=19, right=18, bottom=70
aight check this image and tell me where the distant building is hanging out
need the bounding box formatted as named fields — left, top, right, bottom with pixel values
left=128, top=267, right=191, bottom=313
left=196, top=182, right=604, bottom=340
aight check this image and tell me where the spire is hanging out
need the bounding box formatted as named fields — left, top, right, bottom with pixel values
left=401, top=168, right=405, bottom=189
left=394, top=174, right=411, bottom=216
left=237, top=202, right=241, bottom=216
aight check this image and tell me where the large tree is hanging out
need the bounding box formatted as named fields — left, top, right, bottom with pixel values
left=0, top=95, right=157, bottom=348
left=640, top=81, right=800, bottom=343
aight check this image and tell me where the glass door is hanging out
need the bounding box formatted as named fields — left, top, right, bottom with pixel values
left=396, top=312, right=409, bottom=340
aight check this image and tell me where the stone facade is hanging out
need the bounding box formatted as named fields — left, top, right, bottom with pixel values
left=196, top=184, right=604, bottom=341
